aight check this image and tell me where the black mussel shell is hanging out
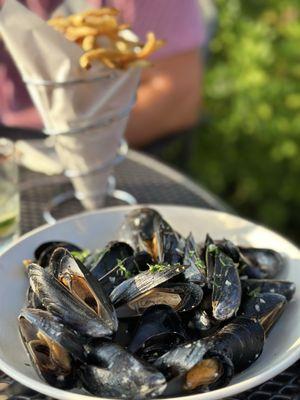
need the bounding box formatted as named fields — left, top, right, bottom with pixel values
left=128, top=305, right=187, bottom=362
left=116, top=282, right=203, bottom=318
left=109, top=263, right=187, bottom=306
left=119, top=208, right=171, bottom=258
left=34, top=242, right=81, bottom=269
left=240, top=292, right=287, bottom=334
left=81, top=342, right=166, bottom=399
left=49, top=247, right=83, bottom=279
left=26, top=287, right=43, bottom=310
left=206, top=316, right=265, bottom=373
left=19, top=308, right=85, bottom=361
left=242, top=279, right=296, bottom=301
left=183, top=233, right=206, bottom=285
left=95, top=252, right=150, bottom=297
left=155, top=316, right=263, bottom=393
left=48, top=250, right=118, bottom=332
left=90, top=241, right=134, bottom=281
left=114, top=318, right=139, bottom=348
left=157, top=226, right=185, bottom=265
left=210, top=250, right=241, bottom=321
left=28, top=264, right=113, bottom=338
left=239, top=247, right=286, bottom=279
left=215, top=239, right=240, bottom=263
left=186, top=308, right=221, bottom=339
left=18, top=308, right=82, bottom=389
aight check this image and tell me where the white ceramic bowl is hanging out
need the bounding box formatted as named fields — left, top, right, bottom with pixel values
left=0, top=205, right=299, bottom=400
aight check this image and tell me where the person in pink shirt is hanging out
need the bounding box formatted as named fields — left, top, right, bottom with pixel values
left=0, top=0, right=205, bottom=148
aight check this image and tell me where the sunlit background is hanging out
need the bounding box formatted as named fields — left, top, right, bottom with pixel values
left=164, top=0, right=300, bottom=244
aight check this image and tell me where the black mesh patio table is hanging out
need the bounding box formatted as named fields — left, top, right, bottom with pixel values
left=1, top=128, right=299, bottom=400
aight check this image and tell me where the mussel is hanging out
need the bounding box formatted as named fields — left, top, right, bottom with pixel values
left=118, top=207, right=172, bottom=260
left=116, top=282, right=203, bottom=318
left=48, top=249, right=118, bottom=332
left=240, top=292, right=287, bottom=334
left=182, top=233, right=206, bottom=285
left=109, top=262, right=188, bottom=309
left=90, top=241, right=134, bottom=280
left=81, top=342, right=166, bottom=399
left=18, top=308, right=84, bottom=389
left=128, top=305, right=187, bottom=362
left=242, top=279, right=296, bottom=301
left=28, top=263, right=114, bottom=338
left=239, top=247, right=286, bottom=279
left=155, top=316, right=264, bottom=394
left=208, top=247, right=242, bottom=321
left=34, top=241, right=82, bottom=269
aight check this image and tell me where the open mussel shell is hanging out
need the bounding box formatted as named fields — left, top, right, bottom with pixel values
left=34, top=241, right=81, bottom=269
left=49, top=247, right=83, bottom=279
left=116, top=282, right=203, bottom=318
left=242, top=279, right=296, bottom=301
left=155, top=316, right=264, bottom=393
left=210, top=249, right=242, bottom=321
left=240, top=292, right=287, bottom=334
left=182, top=233, right=206, bottom=285
left=18, top=308, right=83, bottom=389
left=90, top=241, right=134, bottom=281
left=28, top=263, right=113, bottom=338
left=81, top=342, right=166, bottom=399
left=118, top=207, right=173, bottom=260
left=19, top=308, right=85, bottom=361
left=110, top=263, right=187, bottom=306
left=239, top=247, right=286, bottom=279
left=154, top=337, right=233, bottom=394
left=48, top=250, right=118, bottom=332
left=128, top=305, right=187, bottom=362
left=95, top=251, right=152, bottom=297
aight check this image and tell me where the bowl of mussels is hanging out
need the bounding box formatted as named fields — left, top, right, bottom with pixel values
left=0, top=205, right=299, bottom=400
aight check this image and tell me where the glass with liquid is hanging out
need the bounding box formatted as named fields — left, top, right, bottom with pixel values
left=0, top=138, right=20, bottom=251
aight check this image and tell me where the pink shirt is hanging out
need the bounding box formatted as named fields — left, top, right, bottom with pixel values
left=0, top=0, right=205, bottom=124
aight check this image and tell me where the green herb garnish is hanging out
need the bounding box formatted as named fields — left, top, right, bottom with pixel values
left=71, top=249, right=90, bottom=263
left=117, top=259, right=132, bottom=279
left=188, top=250, right=205, bottom=270
left=148, top=263, right=167, bottom=273
left=248, top=287, right=261, bottom=298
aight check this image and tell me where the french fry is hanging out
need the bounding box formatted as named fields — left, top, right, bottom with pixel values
left=82, top=8, right=119, bottom=17
left=82, top=35, right=96, bottom=51
left=47, top=8, right=164, bottom=70
left=65, top=26, right=99, bottom=41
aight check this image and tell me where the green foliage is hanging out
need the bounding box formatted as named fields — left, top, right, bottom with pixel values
left=189, top=0, right=300, bottom=242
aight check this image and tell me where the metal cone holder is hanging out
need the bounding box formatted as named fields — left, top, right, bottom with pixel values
left=23, top=74, right=137, bottom=224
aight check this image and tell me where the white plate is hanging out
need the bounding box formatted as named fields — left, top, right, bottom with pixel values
left=0, top=205, right=299, bottom=400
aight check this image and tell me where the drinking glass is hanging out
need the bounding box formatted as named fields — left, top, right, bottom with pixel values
left=0, top=138, right=20, bottom=251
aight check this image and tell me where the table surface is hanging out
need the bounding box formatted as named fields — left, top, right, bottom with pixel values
left=1, top=130, right=300, bottom=400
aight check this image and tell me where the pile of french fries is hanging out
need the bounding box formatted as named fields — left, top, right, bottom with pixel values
left=48, top=8, right=164, bottom=70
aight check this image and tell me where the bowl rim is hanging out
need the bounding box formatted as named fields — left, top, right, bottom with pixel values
left=1, top=203, right=300, bottom=400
